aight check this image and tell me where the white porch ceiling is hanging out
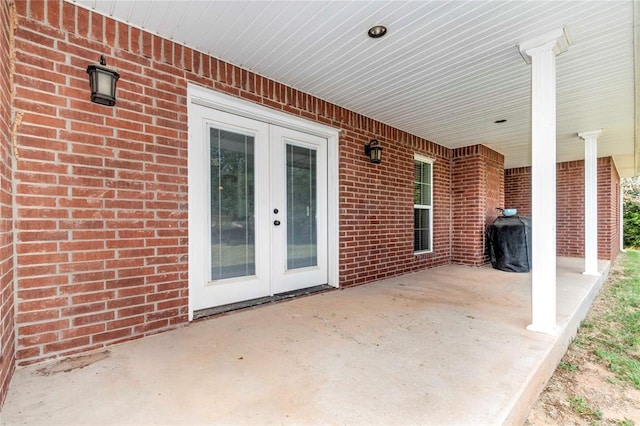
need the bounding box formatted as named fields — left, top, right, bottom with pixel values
left=72, top=0, right=637, bottom=176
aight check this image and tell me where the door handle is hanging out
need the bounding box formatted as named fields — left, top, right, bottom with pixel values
left=274, top=220, right=281, bottom=226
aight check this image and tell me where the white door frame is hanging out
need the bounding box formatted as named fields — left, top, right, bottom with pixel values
left=187, top=84, right=340, bottom=320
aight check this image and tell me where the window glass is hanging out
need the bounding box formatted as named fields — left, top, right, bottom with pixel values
left=414, top=162, right=432, bottom=205
left=286, top=143, right=318, bottom=269
left=414, top=158, right=433, bottom=253
left=210, top=128, right=255, bottom=280
left=414, top=209, right=431, bottom=252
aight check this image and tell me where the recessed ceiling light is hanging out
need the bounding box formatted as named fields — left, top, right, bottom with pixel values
left=368, top=25, right=387, bottom=39
left=494, top=119, right=507, bottom=123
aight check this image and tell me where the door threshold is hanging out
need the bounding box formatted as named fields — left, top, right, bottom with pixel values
left=193, top=285, right=335, bottom=320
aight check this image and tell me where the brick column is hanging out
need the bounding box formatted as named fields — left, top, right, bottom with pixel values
left=451, top=145, right=504, bottom=266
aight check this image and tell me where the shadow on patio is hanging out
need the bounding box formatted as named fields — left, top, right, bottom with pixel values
left=1, top=257, right=609, bottom=425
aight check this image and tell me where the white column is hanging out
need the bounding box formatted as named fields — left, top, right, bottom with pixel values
left=579, top=130, right=602, bottom=276
left=518, top=28, right=570, bottom=336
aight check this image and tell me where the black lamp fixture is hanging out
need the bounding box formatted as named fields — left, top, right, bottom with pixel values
left=364, top=139, right=383, bottom=164
left=86, top=55, right=120, bottom=106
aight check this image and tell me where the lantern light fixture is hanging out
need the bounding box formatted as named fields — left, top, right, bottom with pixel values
left=86, top=55, right=120, bottom=106
left=364, top=139, right=383, bottom=164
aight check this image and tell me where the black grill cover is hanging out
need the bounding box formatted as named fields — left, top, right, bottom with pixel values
left=487, top=216, right=532, bottom=273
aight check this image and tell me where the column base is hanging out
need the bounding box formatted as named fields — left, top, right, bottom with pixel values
left=582, top=270, right=601, bottom=277
left=526, top=323, right=561, bottom=336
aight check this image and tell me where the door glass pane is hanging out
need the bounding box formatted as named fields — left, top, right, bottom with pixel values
left=210, top=127, right=255, bottom=280
left=286, top=144, right=317, bottom=269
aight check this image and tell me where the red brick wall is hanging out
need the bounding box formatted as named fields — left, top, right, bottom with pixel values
left=0, top=0, right=16, bottom=405
left=452, top=148, right=483, bottom=264
left=504, top=167, right=531, bottom=216
left=340, top=137, right=452, bottom=286
left=12, top=0, right=452, bottom=364
left=599, top=158, right=620, bottom=261
left=484, top=147, right=505, bottom=228
left=451, top=145, right=504, bottom=266
left=504, top=158, right=620, bottom=260
left=13, top=0, right=190, bottom=364
left=556, top=161, right=585, bottom=257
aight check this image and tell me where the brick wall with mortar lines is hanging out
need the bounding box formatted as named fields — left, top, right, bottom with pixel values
left=483, top=146, right=505, bottom=263
left=601, top=159, right=620, bottom=260
left=0, top=0, right=16, bottom=405
left=596, top=159, right=611, bottom=259
left=451, top=148, right=484, bottom=265
left=557, top=161, right=585, bottom=257
left=504, top=167, right=531, bottom=216
left=503, top=158, right=620, bottom=260
left=451, top=145, right=504, bottom=266
left=612, top=165, right=621, bottom=259
left=339, top=134, right=452, bottom=287
left=13, top=0, right=453, bottom=364
left=13, top=0, right=189, bottom=364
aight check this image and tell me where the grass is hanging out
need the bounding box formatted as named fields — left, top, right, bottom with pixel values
left=549, top=250, right=640, bottom=424
left=559, top=361, right=579, bottom=372
left=568, top=395, right=602, bottom=421
left=576, top=250, right=640, bottom=390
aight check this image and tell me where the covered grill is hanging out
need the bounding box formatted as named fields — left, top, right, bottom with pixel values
left=487, top=216, right=532, bottom=273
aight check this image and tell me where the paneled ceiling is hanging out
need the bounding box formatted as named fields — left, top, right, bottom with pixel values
left=72, top=0, right=637, bottom=176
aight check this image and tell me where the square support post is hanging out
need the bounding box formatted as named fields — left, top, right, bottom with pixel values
left=579, top=130, right=603, bottom=276
left=518, top=28, right=570, bottom=336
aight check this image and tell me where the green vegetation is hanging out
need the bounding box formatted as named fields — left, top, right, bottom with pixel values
left=559, top=361, right=579, bottom=372
left=580, top=251, right=640, bottom=390
left=610, top=178, right=640, bottom=377
left=533, top=251, right=640, bottom=424
left=623, top=176, right=640, bottom=249
left=568, top=395, right=602, bottom=420
left=560, top=251, right=640, bottom=406
left=561, top=249, right=640, bottom=426
left=623, top=200, right=640, bottom=248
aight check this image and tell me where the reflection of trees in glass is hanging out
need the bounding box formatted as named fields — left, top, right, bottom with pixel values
left=210, top=128, right=255, bottom=280
left=287, top=144, right=317, bottom=269
left=414, top=162, right=431, bottom=205
left=414, top=160, right=432, bottom=252
left=414, top=209, right=430, bottom=251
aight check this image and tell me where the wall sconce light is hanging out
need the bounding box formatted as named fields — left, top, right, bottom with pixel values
left=364, top=139, right=383, bottom=164
left=86, top=55, right=120, bottom=106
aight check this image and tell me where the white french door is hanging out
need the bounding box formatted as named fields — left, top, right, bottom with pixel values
left=270, top=126, right=328, bottom=294
left=189, top=104, right=328, bottom=311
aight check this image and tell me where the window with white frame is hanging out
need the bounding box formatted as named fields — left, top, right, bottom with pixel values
left=414, top=154, right=433, bottom=253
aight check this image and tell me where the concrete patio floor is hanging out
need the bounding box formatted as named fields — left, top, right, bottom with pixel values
left=0, top=257, right=610, bottom=425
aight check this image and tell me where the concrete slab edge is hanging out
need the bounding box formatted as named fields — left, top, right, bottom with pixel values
left=502, top=261, right=612, bottom=425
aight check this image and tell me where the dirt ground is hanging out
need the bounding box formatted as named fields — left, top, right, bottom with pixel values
left=526, top=261, right=640, bottom=425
